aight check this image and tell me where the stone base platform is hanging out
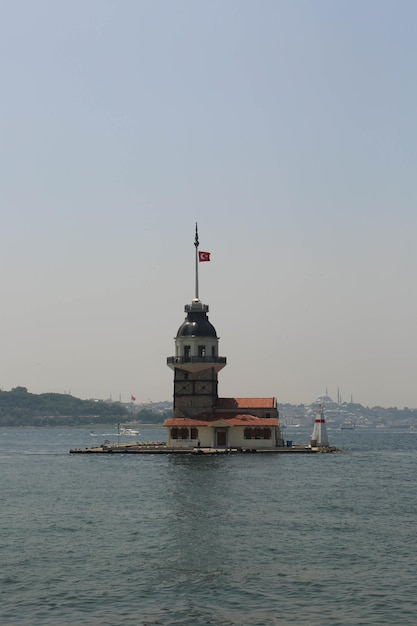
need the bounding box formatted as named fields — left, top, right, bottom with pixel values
left=69, top=442, right=339, bottom=455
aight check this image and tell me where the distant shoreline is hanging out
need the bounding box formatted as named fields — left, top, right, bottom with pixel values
left=0, top=422, right=165, bottom=429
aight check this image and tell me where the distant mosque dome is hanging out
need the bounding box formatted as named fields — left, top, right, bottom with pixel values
left=176, top=311, right=218, bottom=338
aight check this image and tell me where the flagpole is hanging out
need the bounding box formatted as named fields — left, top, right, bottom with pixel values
left=194, top=222, right=199, bottom=300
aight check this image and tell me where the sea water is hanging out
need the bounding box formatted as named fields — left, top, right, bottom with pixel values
left=1, top=426, right=417, bottom=625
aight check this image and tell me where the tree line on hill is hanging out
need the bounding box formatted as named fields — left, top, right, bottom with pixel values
left=4, top=387, right=415, bottom=429
left=0, top=387, right=172, bottom=427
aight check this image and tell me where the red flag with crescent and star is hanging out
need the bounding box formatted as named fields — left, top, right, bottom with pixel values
left=198, top=251, right=211, bottom=262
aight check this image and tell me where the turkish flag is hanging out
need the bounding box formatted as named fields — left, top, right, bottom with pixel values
left=131, top=395, right=136, bottom=401
left=198, top=251, right=211, bottom=262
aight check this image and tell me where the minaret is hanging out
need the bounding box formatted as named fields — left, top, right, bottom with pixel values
left=311, top=402, right=329, bottom=448
left=167, top=225, right=226, bottom=418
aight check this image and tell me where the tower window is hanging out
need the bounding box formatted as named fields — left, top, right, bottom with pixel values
left=198, top=345, right=205, bottom=356
left=211, top=346, right=216, bottom=356
left=184, top=346, right=191, bottom=358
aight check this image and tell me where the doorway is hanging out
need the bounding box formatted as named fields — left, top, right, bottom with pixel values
left=216, top=429, right=227, bottom=447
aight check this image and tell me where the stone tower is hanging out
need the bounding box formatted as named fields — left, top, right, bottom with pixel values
left=166, top=226, right=226, bottom=418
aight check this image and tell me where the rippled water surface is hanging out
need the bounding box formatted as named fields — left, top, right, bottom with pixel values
left=1, top=426, right=417, bottom=625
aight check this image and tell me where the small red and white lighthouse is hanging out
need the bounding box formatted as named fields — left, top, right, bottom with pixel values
left=311, top=402, right=329, bottom=447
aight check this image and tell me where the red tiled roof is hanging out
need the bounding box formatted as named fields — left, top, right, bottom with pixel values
left=216, top=397, right=276, bottom=409
left=164, top=414, right=278, bottom=428
left=219, top=415, right=278, bottom=427
left=164, top=418, right=214, bottom=427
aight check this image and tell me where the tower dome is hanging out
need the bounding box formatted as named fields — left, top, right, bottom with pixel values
left=177, top=309, right=217, bottom=338
left=169, top=299, right=223, bottom=372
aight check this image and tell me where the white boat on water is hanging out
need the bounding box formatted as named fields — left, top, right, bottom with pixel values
left=120, top=428, right=140, bottom=436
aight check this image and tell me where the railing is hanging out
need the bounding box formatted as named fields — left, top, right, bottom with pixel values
left=167, top=356, right=227, bottom=365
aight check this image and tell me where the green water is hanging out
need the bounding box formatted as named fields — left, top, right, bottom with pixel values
left=1, top=427, right=416, bottom=625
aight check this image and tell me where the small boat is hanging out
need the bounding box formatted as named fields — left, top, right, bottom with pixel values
left=120, top=428, right=140, bottom=436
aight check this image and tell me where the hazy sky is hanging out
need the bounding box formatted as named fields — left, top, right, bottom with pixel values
left=1, top=0, right=416, bottom=408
